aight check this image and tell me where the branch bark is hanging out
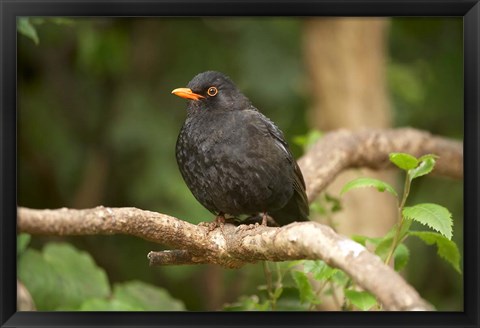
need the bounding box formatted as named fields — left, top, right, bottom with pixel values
left=299, top=127, right=462, bottom=202
left=18, top=206, right=433, bottom=310
left=17, top=128, right=462, bottom=311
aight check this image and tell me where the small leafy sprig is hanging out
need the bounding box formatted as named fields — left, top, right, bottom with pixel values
left=341, top=152, right=461, bottom=274
left=226, top=152, right=460, bottom=311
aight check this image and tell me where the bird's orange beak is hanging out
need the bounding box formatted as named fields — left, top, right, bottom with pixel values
left=171, top=88, right=204, bottom=101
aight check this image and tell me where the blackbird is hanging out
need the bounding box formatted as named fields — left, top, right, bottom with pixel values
left=172, top=71, right=309, bottom=226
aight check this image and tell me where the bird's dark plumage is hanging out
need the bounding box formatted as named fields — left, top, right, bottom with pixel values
left=173, top=71, right=309, bottom=226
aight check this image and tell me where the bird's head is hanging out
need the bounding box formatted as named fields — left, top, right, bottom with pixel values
left=172, top=71, right=250, bottom=112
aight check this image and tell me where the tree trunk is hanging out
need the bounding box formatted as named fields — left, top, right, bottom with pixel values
left=303, top=18, right=396, bottom=309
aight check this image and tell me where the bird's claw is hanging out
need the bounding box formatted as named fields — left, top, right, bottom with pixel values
left=199, top=214, right=235, bottom=233
left=235, top=222, right=259, bottom=232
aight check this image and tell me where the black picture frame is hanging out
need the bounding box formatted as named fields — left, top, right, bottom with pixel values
left=1, top=1, right=479, bottom=327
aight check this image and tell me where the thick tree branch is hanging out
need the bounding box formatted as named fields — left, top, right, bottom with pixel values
left=17, top=128, right=462, bottom=311
left=18, top=206, right=433, bottom=310
left=299, top=127, right=462, bottom=201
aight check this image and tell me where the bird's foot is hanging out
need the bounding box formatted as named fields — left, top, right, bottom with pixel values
left=261, top=213, right=268, bottom=226
left=237, top=213, right=277, bottom=229
left=236, top=222, right=260, bottom=232
left=199, top=214, right=237, bottom=233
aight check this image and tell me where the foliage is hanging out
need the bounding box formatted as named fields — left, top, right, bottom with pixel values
left=17, top=17, right=74, bottom=45
left=293, top=130, right=323, bottom=152
left=229, top=151, right=461, bottom=312
left=342, top=152, right=461, bottom=274
left=341, top=178, right=398, bottom=197
left=18, top=18, right=39, bottom=44
left=17, top=235, right=185, bottom=311
left=17, top=17, right=463, bottom=310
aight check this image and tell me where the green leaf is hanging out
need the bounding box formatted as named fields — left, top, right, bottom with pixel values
left=272, top=286, right=284, bottom=300
left=292, top=130, right=323, bottom=151
left=402, top=203, right=452, bottom=239
left=30, top=17, right=74, bottom=25
left=18, top=243, right=110, bottom=310
left=325, top=193, right=343, bottom=212
left=408, top=157, right=436, bottom=181
left=351, top=235, right=382, bottom=247
left=274, top=286, right=311, bottom=310
left=372, top=220, right=412, bottom=259
left=223, top=295, right=271, bottom=311
left=17, top=17, right=39, bottom=44
left=287, top=260, right=304, bottom=268
left=341, top=178, right=398, bottom=197
left=351, top=235, right=369, bottom=246
left=331, top=270, right=349, bottom=286
left=418, top=154, right=439, bottom=162
left=374, top=236, right=394, bottom=260
left=393, top=243, right=410, bottom=271
left=291, top=271, right=318, bottom=304
left=17, top=233, right=31, bottom=257
left=344, top=290, right=377, bottom=310
left=309, top=202, right=326, bottom=215
left=78, top=298, right=143, bottom=311
left=303, top=260, right=337, bottom=281
left=409, top=231, right=461, bottom=273
left=389, top=152, right=419, bottom=171
left=112, top=280, right=185, bottom=311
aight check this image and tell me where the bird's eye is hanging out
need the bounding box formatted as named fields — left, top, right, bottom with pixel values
left=207, top=87, right=218, bottom=97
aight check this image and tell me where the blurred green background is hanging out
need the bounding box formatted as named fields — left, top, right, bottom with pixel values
left=17, top=17, right=463, bottom=311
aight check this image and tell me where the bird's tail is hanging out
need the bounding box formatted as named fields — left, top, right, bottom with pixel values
left=269, top=192, right=309, bottom=226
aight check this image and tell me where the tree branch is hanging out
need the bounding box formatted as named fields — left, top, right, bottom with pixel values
left=18, top=206, right=433, bottom=310
left=17, top=128, right=462, bottom=311
left=299, top=127, right=462, bottom=201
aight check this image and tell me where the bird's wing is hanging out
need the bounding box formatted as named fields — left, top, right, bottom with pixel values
left=246, top=109, right=309, bottom=220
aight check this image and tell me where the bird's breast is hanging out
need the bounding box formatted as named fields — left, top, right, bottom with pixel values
left=176, top=111, right=293, bottom=215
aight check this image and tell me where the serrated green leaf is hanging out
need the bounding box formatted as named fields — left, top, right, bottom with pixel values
left=18, top=243, right=110, bottom=310
left=17, top=233, right=31, bottom=257
left=408, top=157, right=436, bottom=181
left=403, top=203, right=452, bottom=239
left=344, top=290, right=377, bottom=310
left=389, top=152, right=419, bottom=171
left=341, top=178, right=398, bottom=197
left=17, top=17, right=39, bottom=44
left=291, top=271, right=318, bottom=304
left=409, top=231, right=461, bottom=273
left=113, top=280, right=185, bottom=311
left=418, top=154, right=439, bottom=162
left=393, top=243, right=410, bottom=271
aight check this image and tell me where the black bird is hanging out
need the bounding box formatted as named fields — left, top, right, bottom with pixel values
left=172, top=71, right=309, bottom=226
